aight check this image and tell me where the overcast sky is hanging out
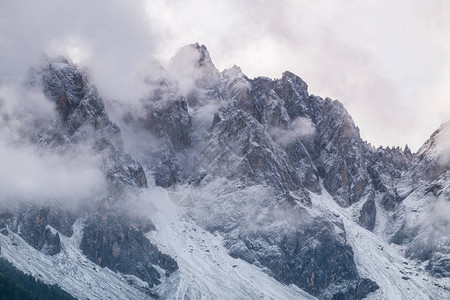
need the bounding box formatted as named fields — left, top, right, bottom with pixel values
left=1, top=0, right=448, bottom=151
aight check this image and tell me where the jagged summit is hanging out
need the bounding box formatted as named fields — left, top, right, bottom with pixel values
left=167, top=42, right=221, bottom=91
left=416, top=121, right=450, bottom=162
left=27, top=56, right=148, bottom=189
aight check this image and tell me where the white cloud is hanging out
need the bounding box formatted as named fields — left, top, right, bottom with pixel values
left=0, top=83, right=56, bottom=133
left=0, top=76, right=107, bottom=208
left=270, top=117, right=315, bottom=146
left=0, top=0, right=156, bottom=103
left=0, top=140, right=106, bottom=207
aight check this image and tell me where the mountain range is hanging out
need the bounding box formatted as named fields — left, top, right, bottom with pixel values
left=0, top=43, right=449, bottom=299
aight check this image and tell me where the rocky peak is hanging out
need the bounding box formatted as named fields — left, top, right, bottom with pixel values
left=281, top=71, right=308, bottom=91
left=27, top=56, right=147, bottom=189
left=192, top=42, right=212, bottom=67
left=404, top=144, right=413, bottom=156
left=410, top=121, right=450, bottom=183
left=417, top=122, right=450, bottom=164
left=28, top=56, right=87, bottom=121
left=307, top=96, right=371, bottom=207
left=222, top=65, right=249, bottom=93
left=273, top=72, right=310, bottom=121
left=223, top=64, right=243, bottom=78
left=167, top=42, right=221, bottom=91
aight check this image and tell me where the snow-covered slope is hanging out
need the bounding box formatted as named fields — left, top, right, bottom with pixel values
left=0, top=219, right=152, bottom=300
left=145, top=187, right=316, bottom=300
left=2, top=183, right=449, bottom=300
left=0, top=185, right=316, bottom=300
left=310, top=189, right=449, bottom=299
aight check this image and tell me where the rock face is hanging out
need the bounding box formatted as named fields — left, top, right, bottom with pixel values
left=16, top=207, right=62, bottom=256
left=197, top=107, right=305, bottom=195
left=229, top=216, right=379, bottom=299
left=80, top=212, right=177, bottom=288
left=144, top=96, right=191, bottom=187
left=312, top=98, right=371, bottom=207
left=0, top=206, right=68, bottom=256
left=411, top=122, right=450, bottom=183
left=366, top=146, right=413, bottom=211
left=358, top=194, right=376, bottom=231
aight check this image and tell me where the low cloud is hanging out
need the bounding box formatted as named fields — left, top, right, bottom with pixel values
left=0, top=81, right=107, bottom=208
left=270, top=117, right=315, bottom=146
left=433, top=196, right=450, bottom=223
left=167, top=44, right=204, bottom=95
left=166, top=43, right=220, bottom=96
left=0, top=82, right=56, bottom=133
left=0, top=140, right=106, bottom=207
left=0, top=0, right=157, bottom=107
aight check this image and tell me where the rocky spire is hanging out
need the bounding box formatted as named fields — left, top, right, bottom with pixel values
left=167, top=42, right=221, bottom=92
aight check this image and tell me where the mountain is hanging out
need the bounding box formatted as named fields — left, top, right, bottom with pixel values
left=0, top=44, right=449, bottom=299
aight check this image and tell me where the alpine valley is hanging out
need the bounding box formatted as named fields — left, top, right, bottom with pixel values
left=0, top=43, right=449, bottom=300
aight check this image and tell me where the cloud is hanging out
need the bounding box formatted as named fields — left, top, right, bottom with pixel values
left=0, top=82, right=56, bottom=135
left=270, top=117, right=315, bottom=146
left=0, top=140, right=107, bottom=207
left=166, top=44, right=205, bottom=95
left=0, top=78, right=107, bottom=208
left=0, top=0, right=156, bottom=105
left=433, top=196, right=450, bottom=223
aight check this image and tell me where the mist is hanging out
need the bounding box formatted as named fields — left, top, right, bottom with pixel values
left=0, top=140, right=106, bottom=207
left=270, top=117, right=315, bottom=146
left=0, top=72, right=107, bottom=208
left=0, top=0, right=156, bottom=105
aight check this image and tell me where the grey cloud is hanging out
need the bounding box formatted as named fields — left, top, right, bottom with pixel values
left=0, top=83, right=56, bottom=134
